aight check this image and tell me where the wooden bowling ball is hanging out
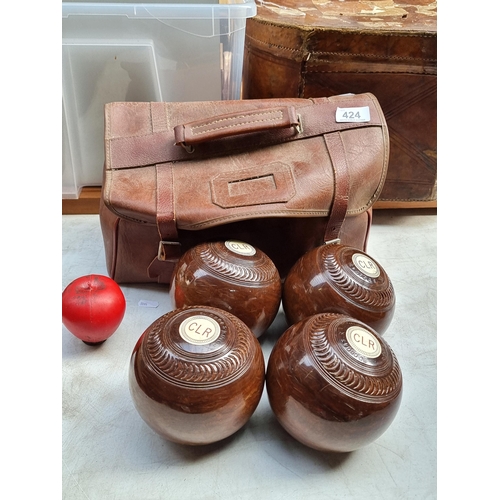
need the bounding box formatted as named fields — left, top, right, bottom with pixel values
left=282, top=243, right=395, bottom=334
left=169, top=240, right=282, bottom=338
left=266, top=313, right=403, bottom=452
left=129, top=305, right=265, bottom=445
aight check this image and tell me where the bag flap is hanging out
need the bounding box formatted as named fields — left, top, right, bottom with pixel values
left=102, top=94, right=389, bottom=228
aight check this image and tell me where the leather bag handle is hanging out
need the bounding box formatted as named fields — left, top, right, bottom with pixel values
left=174, top=106, right=301, bottom=151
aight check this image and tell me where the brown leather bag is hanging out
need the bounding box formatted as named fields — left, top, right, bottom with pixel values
left=99, top=93, right=389, bottom=284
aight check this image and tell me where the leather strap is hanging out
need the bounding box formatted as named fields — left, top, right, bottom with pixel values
left=151, top=101, right=168, bottom=132
left=156, top=164, right=177, bottom=243
left=147, top=164, right=182, bottom=283
left=323, top=132, right=350, bottom=243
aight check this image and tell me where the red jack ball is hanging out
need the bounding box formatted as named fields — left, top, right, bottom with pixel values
left=62, top=274, right=126, bottom=345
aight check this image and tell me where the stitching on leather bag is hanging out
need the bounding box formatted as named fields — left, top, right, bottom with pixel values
left=185, top=210, right=329, bottom=230
left=306, top=68, right=436, bottom=76
left=311, top=51, right=436, bottom=64
left=147, top=102, right=152, bottom=133
left=379, top=197, right=435, bottom=202
left=104, top=105, right=112, bottom=205
left=190, top=110, right=284, bottom=136
left=164, top=102, right=170, bottom=131
left=211, top=163, right=296, bottom=208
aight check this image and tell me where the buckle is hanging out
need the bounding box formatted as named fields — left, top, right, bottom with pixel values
left=324, top=238, right=341, bottom=245
left=157, top=240, right=182, bottom=261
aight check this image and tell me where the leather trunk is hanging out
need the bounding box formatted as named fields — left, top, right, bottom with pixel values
left=242, top=1, right=437, bottom=206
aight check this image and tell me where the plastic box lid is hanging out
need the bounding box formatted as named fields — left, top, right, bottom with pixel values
left=63, top=0, right=257, bottom=19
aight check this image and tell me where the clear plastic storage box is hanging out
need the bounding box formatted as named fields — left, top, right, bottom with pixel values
left=62, top=1, right=256, bottom=199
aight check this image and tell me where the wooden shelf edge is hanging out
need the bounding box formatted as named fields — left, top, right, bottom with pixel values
left=62, top=187, right=101, bottom=215
left=373, top=200, right=437, bottom=209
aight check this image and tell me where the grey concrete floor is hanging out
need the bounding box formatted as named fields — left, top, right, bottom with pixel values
left=62, top=209, right=437, bottom=499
